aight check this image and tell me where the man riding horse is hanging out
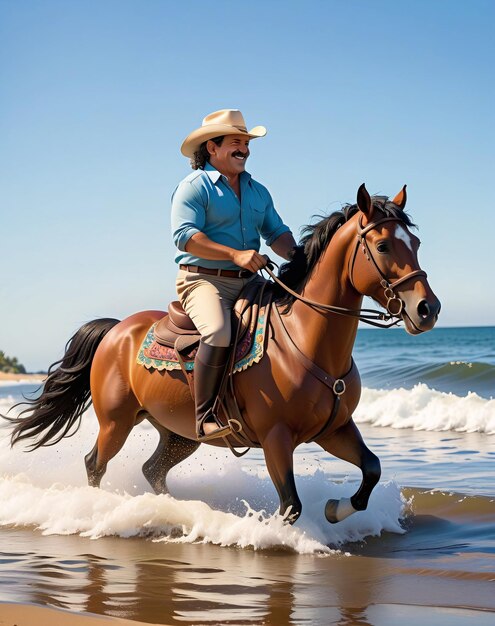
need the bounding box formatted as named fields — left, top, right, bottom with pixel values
left=5, top=109, right=441, bottom=524
left=171, top=109, right=297, bottom=442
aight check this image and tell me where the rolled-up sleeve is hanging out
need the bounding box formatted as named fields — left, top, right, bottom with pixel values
left=171, top=182, right=205, bottom=251
left=259, top=188, right=291, bottom=246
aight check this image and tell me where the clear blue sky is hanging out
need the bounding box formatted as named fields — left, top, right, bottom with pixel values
left=1, top=0, right=494, bottom=371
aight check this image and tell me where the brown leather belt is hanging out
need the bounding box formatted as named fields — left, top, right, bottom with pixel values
left=179, top=264, right=254, bottom=279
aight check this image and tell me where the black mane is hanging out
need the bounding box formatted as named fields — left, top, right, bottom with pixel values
left=274, top=196, right=415, bottom=311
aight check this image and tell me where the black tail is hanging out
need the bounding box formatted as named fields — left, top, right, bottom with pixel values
left=3, top=318, right=120, bottom=450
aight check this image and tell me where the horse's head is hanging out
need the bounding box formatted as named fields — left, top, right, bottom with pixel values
left=350, top=184, right=441, bottom=334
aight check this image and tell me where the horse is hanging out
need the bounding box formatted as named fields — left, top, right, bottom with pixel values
left=7, top=184, right=440, bottom=525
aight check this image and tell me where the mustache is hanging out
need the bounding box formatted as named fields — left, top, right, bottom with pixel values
left=232, top=150, right=249, bottom=158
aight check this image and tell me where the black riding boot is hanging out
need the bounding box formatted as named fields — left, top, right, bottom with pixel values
left=194, top=341, right=232, bottom=442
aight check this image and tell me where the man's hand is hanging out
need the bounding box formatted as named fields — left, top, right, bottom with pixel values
left=185, top=233, right=269, bottom=272
left=232, top=250, right=268, bottom=273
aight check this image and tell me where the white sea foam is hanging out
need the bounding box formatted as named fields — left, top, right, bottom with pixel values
left=0, top=474, right=326, bottom=553
left=355, top=383, right=495, bottom=434
left=1, top=380, right=490, bottom=554
left=0, top=395, right=15, bottom=408
left=0, top=379, right=44, bottom=387
left=0, top=401, right=406, bottom=553
left=2, top=381, right=493, bottom=438
left=0, top=470, right=405, bottom=553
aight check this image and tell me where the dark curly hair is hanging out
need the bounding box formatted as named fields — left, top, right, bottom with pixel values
left=190, top=136, right=224, bottom=170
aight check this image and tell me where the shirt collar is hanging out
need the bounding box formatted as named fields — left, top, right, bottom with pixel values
left=204, top=162, right=222, bottom=183
left=204, top=162, right=252, bottom=185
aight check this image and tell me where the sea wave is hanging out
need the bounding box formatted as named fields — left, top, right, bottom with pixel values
left=0, top=393, right=407, bottom=553
left=0, top=379, right=44, bottom=387
left=0, top=471, right=406, bottom=554
left=0, top=385, right=491, bottom=554
left=404, top=487, right=495, bottom=520
left=355, top=487, right=495, bottom=559
left=359, top=360, right=495, bottom=399
left=355, top=383, right=495, bottom=434
left=1, top=380, right=494, bottom=443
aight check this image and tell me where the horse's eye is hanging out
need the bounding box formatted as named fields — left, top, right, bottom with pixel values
left=376, top=241, right=389, bottom=254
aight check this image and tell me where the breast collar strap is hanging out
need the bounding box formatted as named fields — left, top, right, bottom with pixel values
left=272, top=305, right=358, bottom=443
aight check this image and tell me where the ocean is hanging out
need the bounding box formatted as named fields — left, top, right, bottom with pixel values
left=0, top=325, right=494, bottom=625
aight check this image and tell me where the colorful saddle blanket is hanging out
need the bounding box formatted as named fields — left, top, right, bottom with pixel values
left=136, top=308, right=268, bottom=373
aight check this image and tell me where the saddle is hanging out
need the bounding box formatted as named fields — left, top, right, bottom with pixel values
left=153, top=275, right=270, bottom=358
left=137, top=275, right=272, bottom=455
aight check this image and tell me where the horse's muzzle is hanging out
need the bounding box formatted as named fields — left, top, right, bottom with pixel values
left=401, top=293, right=441, bottom=334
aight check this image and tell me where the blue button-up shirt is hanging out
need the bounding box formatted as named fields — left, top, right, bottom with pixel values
left=171, top=163, right=291, bottom=270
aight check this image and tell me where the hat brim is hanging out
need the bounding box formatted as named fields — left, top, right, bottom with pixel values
left=181, top=124, right=267, bottom=157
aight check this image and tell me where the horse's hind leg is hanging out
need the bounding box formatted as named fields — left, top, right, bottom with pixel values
left=85, top=388, right=140, bottom=488
left=85, top=441, right=104, bottom=487
left=317, top=419, right=381, bottom=523
left=261, top=424, right=302, bottom=524
left=142, top=416, right=199, bottom=494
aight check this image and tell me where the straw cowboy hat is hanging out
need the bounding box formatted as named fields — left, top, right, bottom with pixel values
left=180, top=109, right=267, bottom=158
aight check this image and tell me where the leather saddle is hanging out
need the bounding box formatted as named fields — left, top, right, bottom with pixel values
left=153, top=275, right=270, bottom=353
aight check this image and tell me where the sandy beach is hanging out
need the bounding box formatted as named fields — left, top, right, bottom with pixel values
left=0, top=373, right=45, bottom=383
left=0, top=603, right=162, bottom=626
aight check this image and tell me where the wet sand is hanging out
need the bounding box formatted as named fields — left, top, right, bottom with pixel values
left=0, top=603, right=161, bottom=626
left=0, top=515, right=494, bottom=626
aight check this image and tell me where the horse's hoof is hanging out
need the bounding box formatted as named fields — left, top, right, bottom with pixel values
left=325, top=497, right=356, bottom=523
left=325, top=499, right=340, bottom=524
left=283, top=508, right=300, bottom=525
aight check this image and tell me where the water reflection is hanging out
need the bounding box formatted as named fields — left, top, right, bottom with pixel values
left=1, top=526, right=492, bottom=624
left=0, top=530, right=377, bottom=625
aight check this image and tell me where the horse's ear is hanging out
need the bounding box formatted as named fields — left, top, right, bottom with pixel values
left=357, top=183, right=373, bottom=217
left=392, top=185, right=407, bottom=209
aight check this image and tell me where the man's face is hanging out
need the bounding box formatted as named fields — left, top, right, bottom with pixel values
left=208, top=134, right=250, bottom=179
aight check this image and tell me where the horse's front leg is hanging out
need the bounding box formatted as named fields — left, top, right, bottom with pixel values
left=261, top=423, right=302, bottom=524
left=317, top=419, right=381, bottom=523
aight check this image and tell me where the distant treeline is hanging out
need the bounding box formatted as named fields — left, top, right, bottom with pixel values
left=0, top=351, right=26, bottom=374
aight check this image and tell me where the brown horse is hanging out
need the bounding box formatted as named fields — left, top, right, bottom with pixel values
left=7, top=184, right=440, bottom=525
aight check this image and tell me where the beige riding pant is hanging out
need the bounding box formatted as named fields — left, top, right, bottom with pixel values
left=175, top=269, right=254, bottom=347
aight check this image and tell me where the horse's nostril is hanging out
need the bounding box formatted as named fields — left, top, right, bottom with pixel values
left=417, top=300, right=430, bottom=319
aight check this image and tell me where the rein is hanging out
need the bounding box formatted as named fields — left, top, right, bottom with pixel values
left=264, top=216, right=426, bottom=329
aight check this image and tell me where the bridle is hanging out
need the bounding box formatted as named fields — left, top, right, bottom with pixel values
left=264, top=215, right=427, bottom=329
left=350, top=216, right=427, bottom=317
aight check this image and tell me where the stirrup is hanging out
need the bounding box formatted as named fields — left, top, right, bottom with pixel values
left=196, top=414, right=232, bottom=442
